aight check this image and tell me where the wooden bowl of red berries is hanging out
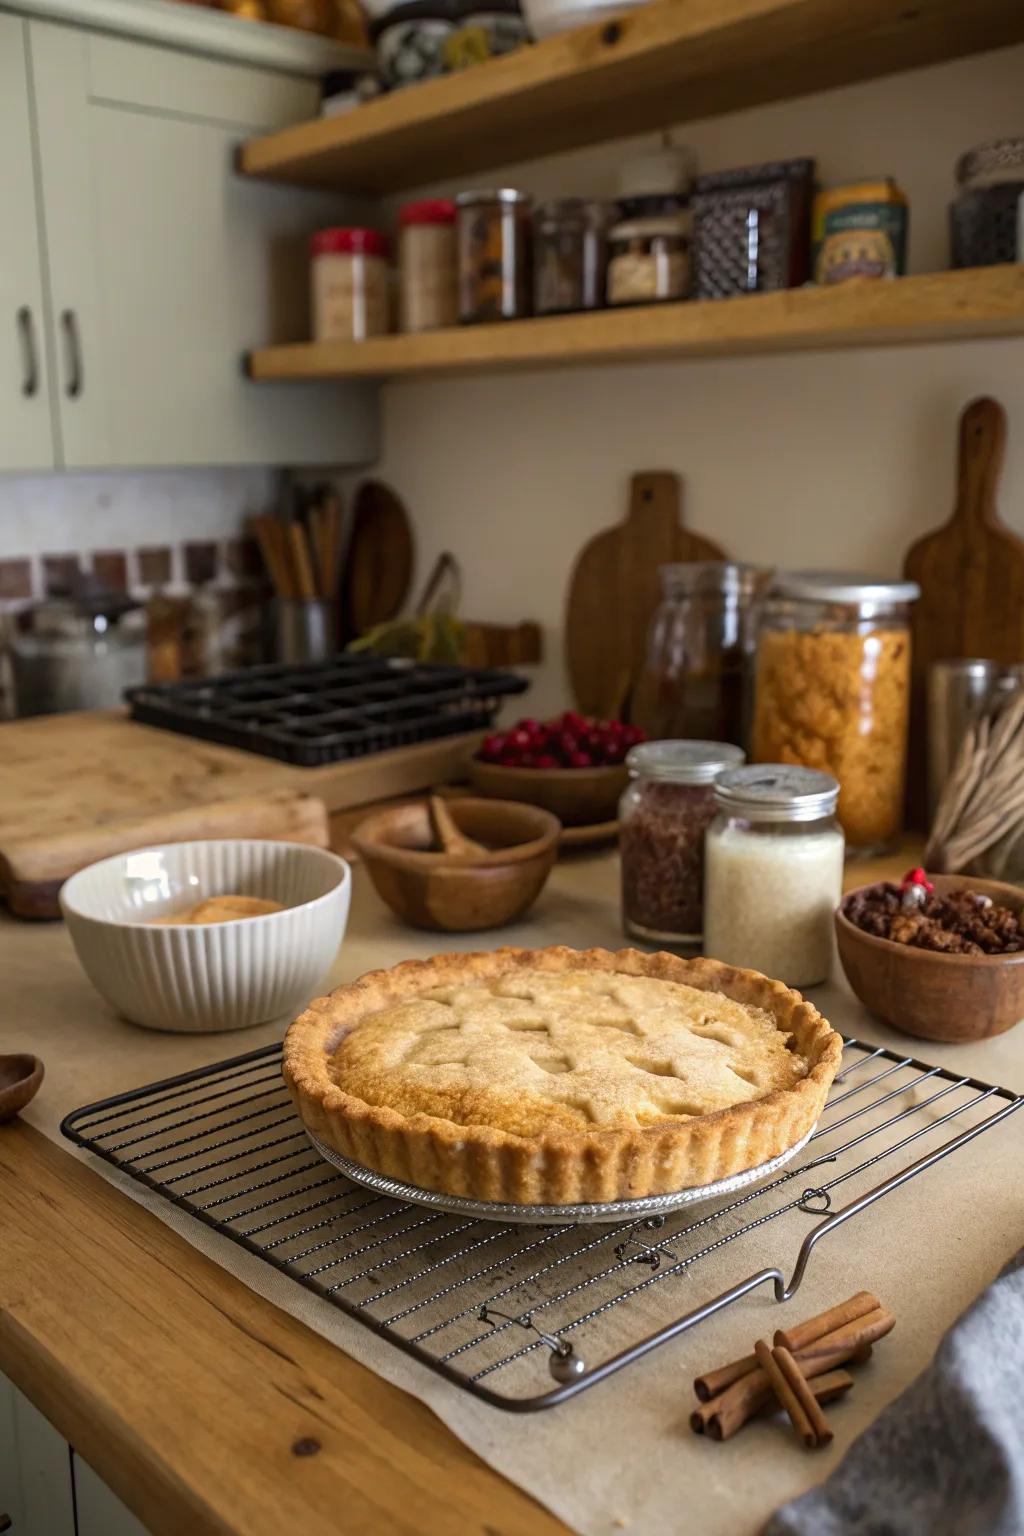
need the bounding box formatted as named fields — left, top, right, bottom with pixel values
left=469, top=713, right=645, bottom=828
left=836, top=868, right=1024, bottom=1042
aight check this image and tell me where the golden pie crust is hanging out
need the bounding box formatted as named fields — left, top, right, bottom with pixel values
left=283, top=947, right=842, bottom=1205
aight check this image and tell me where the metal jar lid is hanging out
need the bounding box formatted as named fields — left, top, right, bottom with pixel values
left=956, top=136, right=1024, bottom=188
left=454, top=188, right=531, bottom=208
left=714, top=764, right=839, bottom=822
left=771, top=571, right=920, bottom=605
left=627, top=739, right=745, bottom=785
left=660, top=561, right=774, bottom=598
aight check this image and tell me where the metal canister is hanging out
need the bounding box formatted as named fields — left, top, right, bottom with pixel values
left=813, top=178, right=908, bottom=283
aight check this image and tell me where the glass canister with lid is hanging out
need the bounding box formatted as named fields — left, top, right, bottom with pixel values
left=607, top=145, right=694, bottom=307
left=455, top=189, right=532, bottom=323
left=398, top=198, right=458, bottom=332
left=703, top=764, right=844, bottom=988
left=533, top=198, right=610, bottom=316
left=620, top=739, right=745, bottom=949
left=633, top=562, right=773, bottom=749
left=752, top=573, right=919, bottom=854
left=311, top=227, right=391, bottom=341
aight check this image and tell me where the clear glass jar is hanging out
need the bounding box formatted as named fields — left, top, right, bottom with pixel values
left=398, top=198, right=457, bottom=333
left=703, top=765, right=844, bottom=987
left=633, top=562, right=773, bottom=750
left=607, top=212, right=692, bottom=306
left=620, top=739, right=745, bottom=948
left=311, top=227, right=391, bottom=341
left=455, top=189, right=532, bottom=323
left=533, top=198, right=610, bottom=316
left=752, top=573, right=919, bottom=855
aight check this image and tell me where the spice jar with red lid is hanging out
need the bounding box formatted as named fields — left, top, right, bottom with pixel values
left=620, top=739, right=745, bottom=949
left=311, top=226, right=391, bottom=342
left=398, top=199, right=458, bottom=333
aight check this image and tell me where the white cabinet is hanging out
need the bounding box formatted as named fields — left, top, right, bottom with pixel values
left=0, top=14, right=55, bottom=471
left=0, top=1375, right=77, bottom=1536
left=0, top=16, right=376, bottom=472
left=0, top=1374, right=151, bottom=1536
left=72, top=1456, right=149, bottom=1536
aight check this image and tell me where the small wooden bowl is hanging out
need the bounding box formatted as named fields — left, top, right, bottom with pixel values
left=351, top=798, right=560, bottom=932
left=835, top=873, right=1024, bottom=1043
left=0, top=1053, right=44, bottom=1123
left=467, top=757, right=627, bottom=827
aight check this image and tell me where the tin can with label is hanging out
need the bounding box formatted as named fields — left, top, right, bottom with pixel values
left=813, top=178, right=908, bottom=283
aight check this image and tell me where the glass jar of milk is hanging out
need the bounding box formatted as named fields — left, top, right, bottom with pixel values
left=703, top=764, right=843, bottom=987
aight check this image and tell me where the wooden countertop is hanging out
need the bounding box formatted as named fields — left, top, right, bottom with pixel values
left=0, top=832, right=1004, bottom=1536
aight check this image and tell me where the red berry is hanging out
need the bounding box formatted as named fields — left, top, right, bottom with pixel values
left=534, top=753, right=557, bottom=769
left=480, top=734, right=505, bottom=762
left=568, top=750, right=592, bottom=769
left=508, top=727, right=532, bottom=751
left=561, top=710, right=587, bottom=732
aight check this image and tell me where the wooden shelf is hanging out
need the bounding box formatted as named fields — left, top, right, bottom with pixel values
left=238, top=0, right=1024, bottom=194
left=248, top=266, right=1024, bottom=384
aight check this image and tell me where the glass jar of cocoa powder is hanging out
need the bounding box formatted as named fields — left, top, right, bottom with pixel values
left=620, top=739, right=745, bottom=949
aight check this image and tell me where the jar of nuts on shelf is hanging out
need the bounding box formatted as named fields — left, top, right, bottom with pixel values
left=751, top=573, right=919, bottom=854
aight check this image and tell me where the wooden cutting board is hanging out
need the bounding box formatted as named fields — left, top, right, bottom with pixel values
left=565, top=471, right=726, bottom=720
left=903, top=396, right=1024, bottom=821
left=0, top=711, right=485, bottom=917
left=342, top=480, right=415, bottom=640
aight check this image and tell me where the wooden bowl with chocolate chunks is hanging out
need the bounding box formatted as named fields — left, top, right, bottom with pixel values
left=835, top=873, right=1024, bottom=1042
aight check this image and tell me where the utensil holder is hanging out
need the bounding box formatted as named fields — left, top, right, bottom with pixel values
left=273, top=599, right=338, bottom=663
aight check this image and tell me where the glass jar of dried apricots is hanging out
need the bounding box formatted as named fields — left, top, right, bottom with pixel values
left=752, top=574, right=919, bottom=855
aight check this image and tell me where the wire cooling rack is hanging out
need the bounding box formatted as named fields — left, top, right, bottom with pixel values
left=126, top=655, right=528, bottom=767
left=62, top=1039, right=1022, bottom=1411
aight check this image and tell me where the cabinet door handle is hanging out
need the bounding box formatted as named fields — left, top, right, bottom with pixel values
left=16, top=306, right=39, bottom=397
left=60, top=308, right=83, bottom=398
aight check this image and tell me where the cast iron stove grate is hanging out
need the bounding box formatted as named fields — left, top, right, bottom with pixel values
left=62, top=1040, right=1022, bottom=1410
left=126, top=655, right=529, bottom=766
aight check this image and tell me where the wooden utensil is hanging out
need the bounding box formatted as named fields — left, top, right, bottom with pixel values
left=351, top=798, right=560, bottom=931
left=0, top=1054, right=44, bottom=1124
left=429, top=795, right=489, bottom=861
left=903, top=397, right=1024, bottom=820
left=565, top=471, right=726, bottom=720
left=342, top=480, right=415, bottom=639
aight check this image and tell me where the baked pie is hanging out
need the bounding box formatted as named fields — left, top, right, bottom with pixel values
left=284, top=946, right=842, bottom=1205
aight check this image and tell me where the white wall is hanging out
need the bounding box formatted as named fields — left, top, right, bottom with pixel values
left=369, top=43, right=1024, bottom=718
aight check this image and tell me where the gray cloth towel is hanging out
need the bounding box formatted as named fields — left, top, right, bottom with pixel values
left=764, top=1248, right=1024, bottom=1536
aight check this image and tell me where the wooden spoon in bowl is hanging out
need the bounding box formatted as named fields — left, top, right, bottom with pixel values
left=429, top=796, right=490, bottom=863
left=0, top=1054, right=44, bottom=1124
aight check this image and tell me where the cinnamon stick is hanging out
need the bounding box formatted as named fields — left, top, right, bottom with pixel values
left=795, top=1307, right=895, bottom=1367
left=691, top=1368, right=853, bottom=1437
left=773, top=1291, right=879, bottom=1354
left=694, top=1305, right=880, bottom=1403
left=694, top=1339, right=871, bottom=1442
left=694, top=1352, right=758, bottom=1403
left=754, top=1340, right=819, bottom=1449
left=774, top=1344, right=834, bottom=1448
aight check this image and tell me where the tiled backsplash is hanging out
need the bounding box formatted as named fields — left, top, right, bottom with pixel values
left=0, top=469, right=277, bottom=717
left=0, top=535, right=263, bottom=608
left=0, top=467, right=274, bottom=606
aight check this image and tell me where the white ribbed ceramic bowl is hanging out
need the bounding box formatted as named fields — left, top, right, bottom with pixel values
left=60, top=840, right=351, bottom=1033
